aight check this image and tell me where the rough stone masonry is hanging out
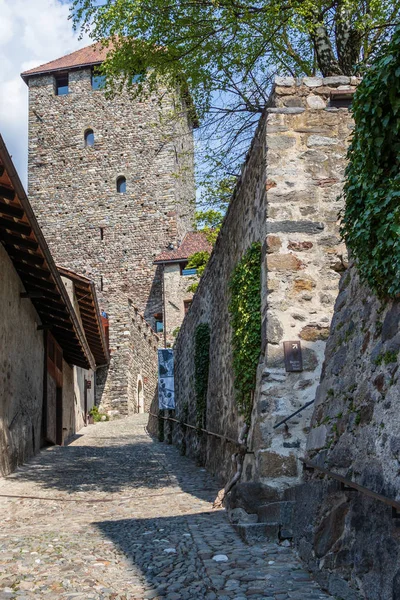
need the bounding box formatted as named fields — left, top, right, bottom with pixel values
left=23, top=47, right=196, bottom=414
left=158, top=76, right=359, bottom=490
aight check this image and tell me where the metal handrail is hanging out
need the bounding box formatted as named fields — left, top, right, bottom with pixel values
left=148, top=412, right=244, bottom=447
left=300, top=458, right=400, bottom=517
left=273, top=400, right=315, bottom=429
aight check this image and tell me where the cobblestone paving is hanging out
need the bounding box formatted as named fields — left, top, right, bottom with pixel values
left=0, top=416, right=332, bottom=600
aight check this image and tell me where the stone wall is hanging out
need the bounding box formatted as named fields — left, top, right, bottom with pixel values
left=151, top=76, right=358, bottom=486
left=26, top=68, right=195, bottom=413
left=148, top=110, right=267, bottom=481
left=127, top=301, right=160, bottom=415
left=285, top=266, right=400, bottom=599
left=244, top=76, right=357, bottom=488
left=0, top=244, right=44, bottom=476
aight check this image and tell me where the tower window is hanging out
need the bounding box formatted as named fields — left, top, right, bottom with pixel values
left=85, top=129, right=95, bottom=147
left=92, top=72, right=106, bottom=90
left=117, top=176, right=126, bottom=194
left=55, top=74, right=69, bottom=96
left=100, top=227, right=104, bottom=240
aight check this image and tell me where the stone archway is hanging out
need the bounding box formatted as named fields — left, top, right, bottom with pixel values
left=137, top=377, right=144, bottom=414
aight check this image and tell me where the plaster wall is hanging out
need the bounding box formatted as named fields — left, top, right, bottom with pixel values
left=0, top=244, right=44, bottom=476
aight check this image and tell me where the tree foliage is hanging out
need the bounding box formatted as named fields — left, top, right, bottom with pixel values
left=72, top=1, right=400, bottom=186
left=228, top=242, right=262, bottom=423
left=341, top=26, right=400, bottom=298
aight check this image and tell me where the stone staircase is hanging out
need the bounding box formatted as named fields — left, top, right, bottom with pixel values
left=231, top=500, right=295, bottom=544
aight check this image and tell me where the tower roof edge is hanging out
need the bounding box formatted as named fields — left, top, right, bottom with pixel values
left=21, top=41, right=110, bottom=83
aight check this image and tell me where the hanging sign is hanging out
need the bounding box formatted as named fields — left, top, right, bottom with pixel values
left=158, top=349, right=175, bottom=409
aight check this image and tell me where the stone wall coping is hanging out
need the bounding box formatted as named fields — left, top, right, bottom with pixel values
left=274, top=75, right=361, bottom=88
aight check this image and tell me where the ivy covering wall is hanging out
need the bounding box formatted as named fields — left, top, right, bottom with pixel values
left=228, top=242, right=262, bottom=424
left=342, top=27, right=400, bottom=298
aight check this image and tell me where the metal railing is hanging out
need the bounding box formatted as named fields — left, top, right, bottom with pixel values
left=301, top=458, right=400, bottom=518
left=148, top=412, right=246, bottom=448
left=273, top=400, right=315, bottom=429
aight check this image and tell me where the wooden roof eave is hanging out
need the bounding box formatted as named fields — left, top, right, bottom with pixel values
left=0, top=135, right=95, bottom=371
left=57, top=266, right=110, bottom=367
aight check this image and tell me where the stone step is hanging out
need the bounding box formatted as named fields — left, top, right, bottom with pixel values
left=257, top=501, right=295, bottom=525
left=233, top=522, right=280, bottom=544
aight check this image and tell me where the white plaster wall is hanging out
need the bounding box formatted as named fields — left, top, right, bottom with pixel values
left=0, top=244, right=44, bottom=475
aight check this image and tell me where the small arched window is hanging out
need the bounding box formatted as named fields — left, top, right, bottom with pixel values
left=117, top=176, right=126, bottom=193
left=84, top=129, right=94, bottom=147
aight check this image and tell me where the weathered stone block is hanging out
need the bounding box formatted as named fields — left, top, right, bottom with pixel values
left=299, top=325, right=330, bottom=341
left=267, top=254, right=304, bottom=271
left=307, top=135, right=339, bottom=147
left=267, top=316, right=284, bottom=344
left=234, top=523, right=280, bottom=544
left=274, top=76, right=296, bottom=87
left=314, top=501, right=349, bottom=557
left=303, top=77, right=323, bottom=88
left=266, top=235, right=282, bottom=253
left=306, top=95, right=326, bottom=110
left=266, top=135, right=296, bottom=150
left=267, top=221, right=325, bottom=234
left=258, top=451, right=298, bottom=478
left=291, top=277, right=316, bottom=293
left=306, top=425, right=327, bottom=451
left=287, top=241, right=313, bottom=252
left=323, top=76, right=351, bottom=86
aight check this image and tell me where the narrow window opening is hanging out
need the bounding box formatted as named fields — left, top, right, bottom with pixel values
left=117, top=176, right=126, bottom=193
left=100, top=227, right=104, bottom=240
left=100, top=276, right=104, bottom=291
left=55, top=74, right=69, bottom=96
left=85, top=129, right=95, bottom=147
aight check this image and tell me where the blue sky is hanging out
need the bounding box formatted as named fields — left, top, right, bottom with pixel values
left=0, top=0, right=89, bottom=187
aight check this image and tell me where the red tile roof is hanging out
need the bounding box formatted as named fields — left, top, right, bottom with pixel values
left=21, top=42, right=111, bottom=81
left=154, top=232, right=212, bottom=263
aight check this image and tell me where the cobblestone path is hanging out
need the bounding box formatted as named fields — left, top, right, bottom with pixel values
left=0, top=416, right=332, bottom=600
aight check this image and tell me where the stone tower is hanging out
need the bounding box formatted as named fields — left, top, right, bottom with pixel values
left=22, top=42, right=196, bottom=414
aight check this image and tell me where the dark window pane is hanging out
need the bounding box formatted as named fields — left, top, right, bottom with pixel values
left=92, top=74, right=106, bottom=90
left=117, top=176, right=126, bottom=193
left=85, top=129, right=95, bottom=146
left=55, top=75, right=68, bottom=96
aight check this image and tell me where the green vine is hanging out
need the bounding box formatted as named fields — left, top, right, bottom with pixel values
left=194, top=323, right=211, bottom=427
left=228, top=242, right=262, bottom=423
left=341, top=27, right=400, bottom=298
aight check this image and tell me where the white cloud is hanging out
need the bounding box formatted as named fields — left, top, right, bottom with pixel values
left=0, top=0, right=89, bottom=187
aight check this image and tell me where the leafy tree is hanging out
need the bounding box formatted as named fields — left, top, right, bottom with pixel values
left=341, top=25, right=400, bottom=298
left=72, top=0, right=400, bottom=191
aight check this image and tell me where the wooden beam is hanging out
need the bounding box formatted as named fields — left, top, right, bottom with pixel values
left=0, top=201, right=24, bottom=219
left=0, top=185, right=15, bottom=201
left=19, top=274, right=57, bottom=292
left=0, top=217, right=31, bottom=235
left=0, top=232, right=38, bottom=250
left=7, top=248, right=44, bottom=266
left=14, top=260, right=52, bottom=280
